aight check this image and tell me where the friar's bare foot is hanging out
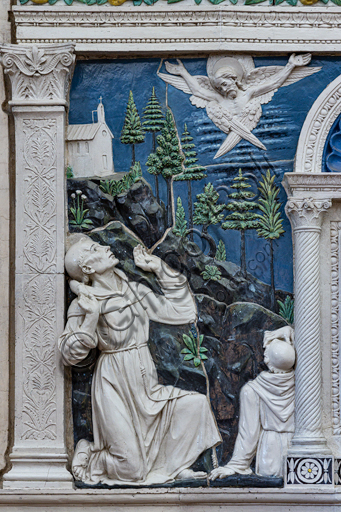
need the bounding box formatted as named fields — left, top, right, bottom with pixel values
left=209, top=466, right=237, bottom=480
left=72, top=439, right=91, bottom=482
left=176, top=469, right=207, bottom=480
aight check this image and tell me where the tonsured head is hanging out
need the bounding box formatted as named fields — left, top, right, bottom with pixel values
left=264, top=339, right=296, bottom=373
left=65, top=237, right=119, bottom=283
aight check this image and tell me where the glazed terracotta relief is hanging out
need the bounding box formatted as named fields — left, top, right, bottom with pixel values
left=61, top=54, right=338, bottom=489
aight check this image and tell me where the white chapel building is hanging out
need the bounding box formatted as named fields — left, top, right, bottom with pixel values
left=66, top=98, right=114, bottom=178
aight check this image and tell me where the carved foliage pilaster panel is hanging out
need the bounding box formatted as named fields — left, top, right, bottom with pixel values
left=22, top=118, right=57, bottom=274
left=21, top=274, right=57, bottom=441
left=18, top=117, right=60, bottom=442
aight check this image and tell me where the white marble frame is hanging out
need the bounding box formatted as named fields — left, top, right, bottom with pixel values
left=3, top=6, right=341, bottom=491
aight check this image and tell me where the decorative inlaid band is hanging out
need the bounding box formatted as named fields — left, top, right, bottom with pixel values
left=330, top=222, right=341, bottom=436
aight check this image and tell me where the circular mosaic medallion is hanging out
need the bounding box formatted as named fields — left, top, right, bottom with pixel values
left=296, top=458, right=322, bottom=484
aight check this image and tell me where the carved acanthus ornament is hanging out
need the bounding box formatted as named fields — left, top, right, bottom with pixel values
left=285, top=198, right=332, bottom=230
left=0, top=44, right=75, bottom=104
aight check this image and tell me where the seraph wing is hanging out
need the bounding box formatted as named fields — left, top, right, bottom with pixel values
left=280, top=66, right=322, bottom=87
left=257, top=90, right=276, bottom=106
left=244, top=66, right=283, bottom=88
left=214, top=103, right=264, bottom=158
left=157, top=72, right=192, bottom=94
left=214, top=133, right=242, bottom=159
left=244, top=64, right=321, bottom=91
left=190, top=96, right=208, bottom=109
left=158, top=73, right=213, bottom=108
left=189, top=76, right=213, bottom=108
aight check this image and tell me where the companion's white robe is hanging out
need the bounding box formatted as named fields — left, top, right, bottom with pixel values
left=225, top=371, right=294, bottom=477
left=59, top=266, right=221, bottom=486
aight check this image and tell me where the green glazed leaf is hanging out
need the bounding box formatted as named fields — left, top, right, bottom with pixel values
left=194, top=358, right=201, bottom=367
left=244, top=0, right=267, bottom=4
left=184, top=354, right=195, bottom=361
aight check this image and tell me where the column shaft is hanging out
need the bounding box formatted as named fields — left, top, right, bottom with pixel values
left=286, top=198, right=331, bottom=455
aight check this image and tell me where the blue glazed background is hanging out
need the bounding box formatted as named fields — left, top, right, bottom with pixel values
left=69, top=56, right=341, bottom=294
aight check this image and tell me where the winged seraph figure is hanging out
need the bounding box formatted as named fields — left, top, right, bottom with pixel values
left=158, top=54, right=321, bottom=158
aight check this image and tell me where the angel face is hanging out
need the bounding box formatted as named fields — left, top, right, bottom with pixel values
left=212, top=71, right=239, bottom=98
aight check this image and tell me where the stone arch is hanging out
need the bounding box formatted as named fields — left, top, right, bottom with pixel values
left=295, top=73, right=341, bottom=173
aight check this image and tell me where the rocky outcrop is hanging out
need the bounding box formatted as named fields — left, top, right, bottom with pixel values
left=114, top=179, right=166, bottom=248
left=67, top=178, right=166, bottom=247
left=68, top=180, right=291, bottom=477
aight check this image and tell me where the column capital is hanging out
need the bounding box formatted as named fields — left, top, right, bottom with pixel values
left=285, top=197, right=332, bottom=231
left=0, top=44, right=75, bottom=107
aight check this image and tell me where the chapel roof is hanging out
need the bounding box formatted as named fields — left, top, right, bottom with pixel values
left=66, top=123, right=100, bottom=141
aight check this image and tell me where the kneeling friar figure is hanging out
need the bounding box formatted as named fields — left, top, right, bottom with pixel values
left=210, top=326, right=295, bottom=480
left=59, top=236, right=221, bottom=486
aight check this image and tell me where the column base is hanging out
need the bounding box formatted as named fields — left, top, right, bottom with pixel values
left=3, top=452, right=73, bottom=489
left=288, top=435, right=332, bottom=456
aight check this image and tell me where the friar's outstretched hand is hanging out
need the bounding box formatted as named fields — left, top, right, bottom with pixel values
left=289, top=53, right=311, bottom=67
left=133, top=245, right=162, bottom=273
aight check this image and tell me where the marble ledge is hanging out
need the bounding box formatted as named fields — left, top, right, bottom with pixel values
left=283, top=173, right=341, bottom=199
left=0, top=487, right=339, bottom=505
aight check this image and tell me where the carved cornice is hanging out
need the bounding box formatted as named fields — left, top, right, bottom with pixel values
left=0, top=44, right=75, bottom=105
left=12, top=6, right=341, bottom=52
left=285, top=197, right=331, bottom=230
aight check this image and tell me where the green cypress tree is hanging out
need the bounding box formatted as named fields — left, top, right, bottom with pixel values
left=193, top=183, right=225, bottom=235
left=121, top=91, right=145, bottom=167
left=173, top=197, right=189, bottom=239
left=222, top=169, right=260, bottom=277
left=215, top=239, right=226, bottom=262
left=257, top=169, right=285, bottom=311
left=146, top=108, right=184, bottom=227
left=174, top=124, right=207, bottom=241
left=142, top=87, right=164, bottom=203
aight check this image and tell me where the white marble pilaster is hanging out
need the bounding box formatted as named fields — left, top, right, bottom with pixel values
left=0, top=44, right=75, bottom=488
left=285, top=197, right=331, bottom=456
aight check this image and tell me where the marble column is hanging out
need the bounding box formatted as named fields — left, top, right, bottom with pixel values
left=0, top=44, right=75, bottom=488
left=285, top=197, right=331, bottom=456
